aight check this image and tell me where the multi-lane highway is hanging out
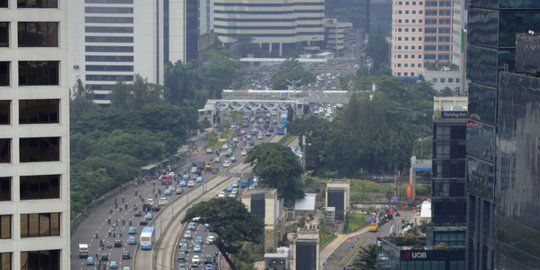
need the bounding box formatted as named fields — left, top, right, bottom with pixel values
left=136, top=134, right=283, bottom=270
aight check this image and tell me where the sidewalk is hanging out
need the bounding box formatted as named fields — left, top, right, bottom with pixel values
left=319, top=226, right=370, bottom=268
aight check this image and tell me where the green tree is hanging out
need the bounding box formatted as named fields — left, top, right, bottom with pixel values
left=271, top=59, right=315, bottom=89
left=182, top=198, right=263, bottom=270
left=348, top=244, right=377, bottom=270
left=365, top=28, right=389, bottom=73
left=110, top=75, right=162, bottom=110
left=244, top=143, right=304, bottom=204
left=439, top=86, right=454, bottom=97
left=164, top=61, right=205, bottom=107
left=70, top=79, right=97, bottom=122
left=235, top=36, right=264, bottom=57
left=199, top=47, right=241, bottom=99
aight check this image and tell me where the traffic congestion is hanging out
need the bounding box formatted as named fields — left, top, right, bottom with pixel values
left=71, top=111, right=285, bottom=270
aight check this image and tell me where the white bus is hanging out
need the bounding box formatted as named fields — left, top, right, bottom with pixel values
left=139, top=226, right=155, bottom=250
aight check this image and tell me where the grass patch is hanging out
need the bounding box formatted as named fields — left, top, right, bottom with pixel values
left=303, top=176, right=430, bottom=202
left=278, top=134, right=294, bottom=145
left=319, top=224, right=336, bottom=248
left=205, top=128, right=236, bottom=150
left=346, top=213, right=371, bottom=233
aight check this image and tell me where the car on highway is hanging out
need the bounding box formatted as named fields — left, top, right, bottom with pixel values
left=206, top=147, right=213, bottom=154
left=187, top=222, right=197, bottom=231
left=226, top=185, right=233, bottom=192
left=196, top=176, right=204, bottom=183
left=179, top=180, right=187, bottom=187
left=139, top=219, right=148, bottom=226
left=222, top=160, right=231, bottom=168
left=133, top=211, right=142, bottom=217
left=123, top=267, right=131, bottom=270
left=179, top=244, right=189, bottom=254
left=122, top=250, right=130, bottom=260
left=213, top=156, right=220, bottom=163
left=128, top=235, right=136, bottom=245
left=158, top=197, right=168, bottom=207
left=184, top=231, right=193, bottom=239
left=231, top=182, right=239, bottom=188
left=109, top=260, right=119, bottom=269
left=193, top=244, right=202, bottom=253
left=176, top=187, right=184, bottom=194
left=222, top=144, right=229, bottom=150
left=179, top=238, right=188, bottom=248
left=178, top=253, right=187, bottom=262
left=206, top=235, right=215, bottom=244
left=164, top=188, right=173, bottom=196
left=187, top=180, right=195, bottom=187
left=192, top=255, right=201, bottom=263
left=217, top=191, right=225, bottom=198
left=114, top=239, right=122, bottom=248
left=128, top=226, right=137, bottom=235
left=205, top=264, right=213, bottom=270
left=195, top=236, right=203, bottom=245
left=100, top=253, right=109, bottom=261
left=86, top=256, right=95, bottom=266
left=228, top=192, right=236, bottom=198
left=230, top=156, right=237, bottom=163
left=144, top=212, right=153, bottom=220
left=240, top=149, right=247, bottom=156
left=204, top=223, right=211, bottom=230
left=204, top=254, right=213, bottom=264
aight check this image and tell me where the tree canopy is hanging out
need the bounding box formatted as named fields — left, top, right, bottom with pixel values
left=244, top=143, right=304, bottom=204
left=183, top=198, right=263, bottom=270
left=365, top=27, right=390, bottom=74
left=289, top=75, right=434, bottom=175
left=271, top=59, right=315, bottom=89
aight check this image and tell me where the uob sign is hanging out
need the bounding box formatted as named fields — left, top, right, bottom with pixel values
left=403, top=251, right=428, bottom=260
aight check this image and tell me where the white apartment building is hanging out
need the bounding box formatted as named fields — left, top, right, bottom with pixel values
left=214, top=0, right=325, bottom=56
left=391, top=0, right=425, bottom=79
left=0, top=0, right=71, bottom=269
left=69, top=0, right=199, bottom=105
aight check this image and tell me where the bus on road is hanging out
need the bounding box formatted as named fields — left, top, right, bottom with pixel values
left=140, top=227, right=155, bottom=250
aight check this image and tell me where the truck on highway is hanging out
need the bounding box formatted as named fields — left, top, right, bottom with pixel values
left=79, top=243, right=89, bottom=258
left=205, top=161, right=213, bottom=171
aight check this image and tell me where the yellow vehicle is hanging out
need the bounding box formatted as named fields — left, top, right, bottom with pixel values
left=368, top=222, right=379, bottom=232
left=205, top=161, right=213, bottom=171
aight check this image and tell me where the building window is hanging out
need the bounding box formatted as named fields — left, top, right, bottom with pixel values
left=18, top=61, right=59, bottom=86
left=0, top=22, right=8, bottom=47
left=20, top=213, right=60, bottom=237
left=0, top=215, right=10, bottom=239
left=448, top=78, right=454, bottom=83
left=0, top=100, right=9, bottom=124
left=456, top=78, right=460, bottom=83
left=17, top=0, right=57, bottom=8
left=418, top=63, right=422, bottom=67
left=19, top=175, right=60, bottom=200
left=20, top=249, right=60, bottom=270
left=0, top=139, right=10, bottom=163
left=19, top=137, right=60, bottom=162
left=0, top=0, right=7, bottom=7
left=0, top=253, right=11, bottom=270
left=19, top=99, right=59, bottom=124
left=433, top=78, right=438, bottom=83
left=18, top=22, right=58, bottom=47
left=0, top=62, right=8, bottom=86
left=441, top=78, right=446, bottom=83
left=0, top=177, right=10, bottom=201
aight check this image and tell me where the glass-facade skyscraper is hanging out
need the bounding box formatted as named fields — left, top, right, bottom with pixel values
left=466, top=1, right=540, bottom=269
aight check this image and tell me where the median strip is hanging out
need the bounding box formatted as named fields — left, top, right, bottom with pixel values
left=339, top=238, right=367, bottom=266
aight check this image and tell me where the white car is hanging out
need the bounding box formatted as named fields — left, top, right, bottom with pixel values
left=206, top=148, right=213, bottom=154
left=228, top=192, right=236, bottom=198
left=206, top=235, right=215, bottom=244
left=222, top=144, right=229, bottom=150
left=240, top=150, right=247, bottom=156
left=187, top=180, right=195, bottom=187
left=223, top=160, right=231, bottom=168
left=192, top=255, right=200, bottom=263
left=232, top=137, right=239, bottom=143
left=217, top=192, right=225, bottom=198
left=158, top=197, right=168, bottom=207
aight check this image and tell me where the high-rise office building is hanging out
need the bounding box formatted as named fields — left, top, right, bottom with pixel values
left=432, top=97, right=467, bottom=225
left=0, top=0, right=71, bottom=269
left=213, top=0, right=325, bottom=56
left=424, top=0, right=453, bottom=63
left=390, top=0, right=425, bottom=79
left=494, top=33, right=540, bottom=270
left=466, top=2, right=540, bottom=269
left=69, top=0, right=200, bottom=105
left=451, top=0, right=467, bottom=93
